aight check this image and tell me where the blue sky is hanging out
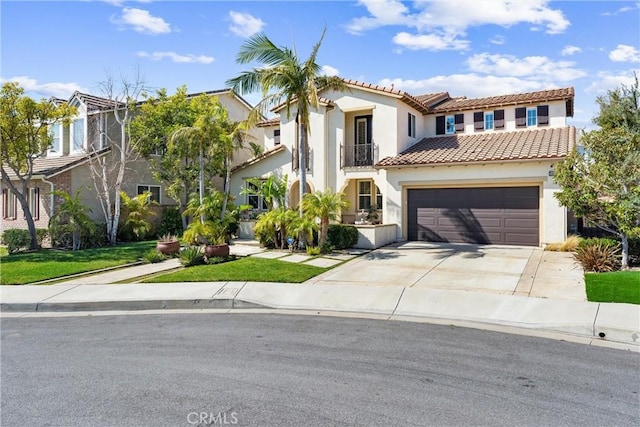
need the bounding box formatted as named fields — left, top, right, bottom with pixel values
left=2, top=0, right=639, bottom=129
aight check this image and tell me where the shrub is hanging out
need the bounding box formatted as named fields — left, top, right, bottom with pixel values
left=2, top=229, right=32, bottom=254
left=158, top=206, right=183, bottom=237
left=577, top=237, right=619, bottom=250
left=36, top=228, right=49, bottom=246
left=574, top=242, right=621, bottom=272
left=179, top=246, right=205, bottom=267
left=326, top=224, right=358, bottom=250
left=545, top=235, right=581, bottom=252
left=143, top=249, right=166, bottom=264
left=206, top=255, right=237, bottom=265
left=306, top=246, right=321, bottom=256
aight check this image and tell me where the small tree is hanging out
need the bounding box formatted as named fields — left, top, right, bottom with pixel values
left=119, top=191, right=155, bottom=241
left=302, top=189, right=350, bottom=251
left=554, top=77, right=640, bottom=268
left=241, top=174, right=288, bottom=211
left=0, top=82, right=75, bottom=250
left=86, top=72, right=146, bottom=246
left=48, top=190, right=93, bottom=251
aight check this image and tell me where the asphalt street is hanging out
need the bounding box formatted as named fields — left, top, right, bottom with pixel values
left=2, top=313, right=639, bottom=426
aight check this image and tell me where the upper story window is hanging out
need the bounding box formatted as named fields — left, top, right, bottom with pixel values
left=436, top=114, right=464, bottom=135
left=137, top=185, right=161, bottom=204
left=526, top=108, right=537, bottom=127
left=484, top=112, right=494, bottom=130
left=516, top=105, right=548, bottom=128
left=408, top=113, right=416, bottom=138
left=445, top=115, right=455, bottom=134
left=274, top=129, right=280, bottom=145
left=49, top=123, right=61, bottom=155
left=71, top=118, right=85, bottom=153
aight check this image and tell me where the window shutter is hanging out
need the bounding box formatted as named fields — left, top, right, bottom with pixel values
left=474, top=112, right=484, bottom=131
left=454, top=114, right=464, bottom=132
left=408, top=113, right=411, bottom=137
left=515, top=107, right=526, bottom=127
left=537, top=105, right=549, bottom=125
left=494, top=109, right=505, bottom=129
left=435, top=116, right=445, bottom=135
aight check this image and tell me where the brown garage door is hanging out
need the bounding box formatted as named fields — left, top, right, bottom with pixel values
left=407, top=187, right=539, bottom=246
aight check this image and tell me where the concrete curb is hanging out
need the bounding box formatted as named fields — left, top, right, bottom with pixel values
left=1, top=282, right=638, bottom=347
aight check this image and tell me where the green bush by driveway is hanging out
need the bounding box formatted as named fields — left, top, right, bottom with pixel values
left=145, top=257, right=326, bottom=283
left=585, top=271, right=640, bottom=304
left=1, top=241, right=156, bottom=285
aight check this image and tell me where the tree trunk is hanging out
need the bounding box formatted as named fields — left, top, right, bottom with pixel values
left=199, top=144, right=205, bottom=224
left=299, top=121, right=307, bottom=216
left=319, top=217, right=329, bottom=248
left=621, top=234, right=629, bottom=269
left=221, top=155, right=231, bottom=221
left=15, top=186, right=39, bottom=250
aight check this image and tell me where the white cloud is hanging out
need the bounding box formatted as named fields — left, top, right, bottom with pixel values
left=490, top=35, right=506, bottom=45
left=0, top=76, right=86, bottom=99
left=111, top=8, right=172, bottom=35
left=466, top=53, right=586, bottom=81
left=346, top=0, right=569, bottom=52
left=137, top=51, right=214, bottom=64
left=228, top=11, right=265, bottom=37
left=585, top=69, right=640, bottom=94
left=321, top=65, right=340, bottom=76
left=609, top=44, right=640, bottom=62
left=378, top=74, right=544, bottom=98
left=393, top=32, right=469, bottom=51
left=344, top=0, right=411, bottom=35
left=419, top=0, right=570, bottom=35
left=561, top=45, right=582, bottom=56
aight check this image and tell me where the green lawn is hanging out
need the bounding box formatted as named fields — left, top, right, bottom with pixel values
left=0, top=241, right=156, bottom=285
left=145, top=257, right=327, bottom=283
left=585, top=271, right=640, bottom=304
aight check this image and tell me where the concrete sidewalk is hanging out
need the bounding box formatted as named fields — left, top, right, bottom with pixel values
left=1, top=281, right=638, bottom=347
left=2, top=241, right=638, bottom=349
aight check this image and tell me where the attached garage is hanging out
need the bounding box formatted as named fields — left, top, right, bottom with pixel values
left=407, top=186, right=539, bottom=246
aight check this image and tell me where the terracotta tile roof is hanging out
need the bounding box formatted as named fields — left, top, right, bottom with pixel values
left=340, top=79, right=431, bottom=113
left=3, top=148, right=110, bottom=179
left=257, top=117, right=280, bottom=127
left=376, top=126, right=575, bottom=168
left=231, top=144, right=285, bottom=173
left=430, top=87, right=575, bottom=114
left=414, top=92, right=450, bottom=108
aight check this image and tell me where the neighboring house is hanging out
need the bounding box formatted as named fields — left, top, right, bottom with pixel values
left=230, top=80, right=576, bottom=247
left=1, top=89, right=262, bottom=234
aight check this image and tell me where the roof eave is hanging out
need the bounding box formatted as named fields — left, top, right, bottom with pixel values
left=376, top=155, right=568, bottom=170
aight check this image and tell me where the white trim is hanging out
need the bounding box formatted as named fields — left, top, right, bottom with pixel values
left=70, top=117, right=86, bottom=154
left=341, top=105, right=376, bottom=113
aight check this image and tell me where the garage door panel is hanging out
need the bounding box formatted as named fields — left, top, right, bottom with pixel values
left=408, top=186, right=539, bottom=246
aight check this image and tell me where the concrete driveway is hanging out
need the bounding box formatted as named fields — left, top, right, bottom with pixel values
left=307, top=242, right=586, bottom=301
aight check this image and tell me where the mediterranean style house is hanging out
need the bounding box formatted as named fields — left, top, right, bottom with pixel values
left=1, top=89, right=262, bottom=235
left=230, top=80, right=576, bottom=247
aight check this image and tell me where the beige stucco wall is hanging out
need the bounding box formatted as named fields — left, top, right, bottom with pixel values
left=383, top=160, right=567, bottom=246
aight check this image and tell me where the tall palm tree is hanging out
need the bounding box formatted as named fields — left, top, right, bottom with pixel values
left=302, top=189, right=350, bottom=250
left=226, top=28, right=346, bottom=215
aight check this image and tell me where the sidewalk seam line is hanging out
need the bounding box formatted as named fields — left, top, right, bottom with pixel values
left=391, top=288, right=406, bottom=316
left=408, top=249, right=457, bottom=288
left=231, top=282, right=248, bottom=308
left=592, top=303, right=601, bottom=337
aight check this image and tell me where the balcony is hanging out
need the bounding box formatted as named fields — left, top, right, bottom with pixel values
left=341, top=143, right=377, bottom=168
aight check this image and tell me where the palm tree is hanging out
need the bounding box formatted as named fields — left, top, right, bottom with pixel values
left=226, top=28, right=347, bottom=216
left=302, top=189, right=350, bottom=250
left=241, top=174, right=288, bottom=211
left=219, top=118, right=250, bottom=220
left=49, top=190, right=93, bottom=251
left=119, top=191, right=155, bottom=241
left=170, top=95, right=226, bottom=223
